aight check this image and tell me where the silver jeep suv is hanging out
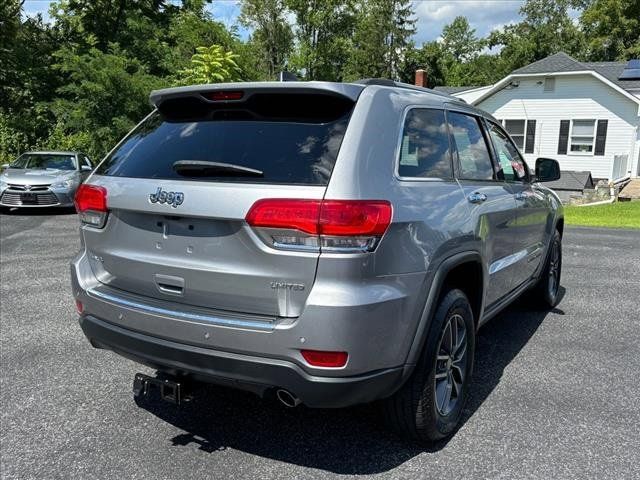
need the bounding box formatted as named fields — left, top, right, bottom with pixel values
left=71, top=80, right=563, bottom=442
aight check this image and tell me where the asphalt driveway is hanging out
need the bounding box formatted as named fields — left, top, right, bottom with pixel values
left=1, top=209, right=639, bottom=479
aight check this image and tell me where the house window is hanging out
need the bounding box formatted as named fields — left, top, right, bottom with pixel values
left=504, top=120, right=526, bottom=150
left=570, top=119, right=596, bottom=153
left=544, top=77, right=555, bottom=92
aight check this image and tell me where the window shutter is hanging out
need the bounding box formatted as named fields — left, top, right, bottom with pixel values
left=558, top=120, right=570, bottom=155
left=525, top=120, right=536, bottom=154
left=594, top=120, right=608, bottom=156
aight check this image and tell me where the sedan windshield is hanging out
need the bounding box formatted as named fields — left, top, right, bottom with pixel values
left=11, top=154, right=76, bottom=171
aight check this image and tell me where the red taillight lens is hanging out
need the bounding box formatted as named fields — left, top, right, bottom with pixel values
left=75, top=300, right=84, bottom=314
left=74, top=184, right=108, bottom=228
left=245, top=199, right=392, bottom=252
left=74, top=184, right=107, bottom=212
left=319, top=200, right=392, bottom=236
left=203, top=90, right=244, bottom=101
left=245, top=199, right=321, bottom=234
left=301, top=350, right=348, bottom=368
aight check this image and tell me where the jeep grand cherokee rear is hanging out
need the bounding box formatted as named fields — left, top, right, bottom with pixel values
left=72, top=81, right=563, bottom=442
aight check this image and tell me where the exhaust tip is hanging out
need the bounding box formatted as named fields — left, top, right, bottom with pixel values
left=276, top=389, right=301, bottom=408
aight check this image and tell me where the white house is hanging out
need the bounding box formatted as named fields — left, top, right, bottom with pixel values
left=435, top=53, right=640, bottom=181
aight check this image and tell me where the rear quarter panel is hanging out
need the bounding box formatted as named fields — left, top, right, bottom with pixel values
left=317, top=87, right=479, bottom=369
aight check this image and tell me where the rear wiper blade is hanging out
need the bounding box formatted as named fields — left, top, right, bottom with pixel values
left=172, top=160, right=263, bottom=177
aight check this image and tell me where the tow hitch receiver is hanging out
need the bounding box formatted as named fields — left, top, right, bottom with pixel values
left=133, top=373, right=186, bottom=405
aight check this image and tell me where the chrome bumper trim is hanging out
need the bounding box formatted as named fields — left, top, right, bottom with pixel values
left=86, top=287, right=275, bottom=331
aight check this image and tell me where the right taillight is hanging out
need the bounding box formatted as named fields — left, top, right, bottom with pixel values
left=245, top=199, right=392, bottom=253
left=74, top=184, right=108, bottom=228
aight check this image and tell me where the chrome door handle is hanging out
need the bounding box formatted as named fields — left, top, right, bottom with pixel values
left=468, top=192, right=487, bottom=204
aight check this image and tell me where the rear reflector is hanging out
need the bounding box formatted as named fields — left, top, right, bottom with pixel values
left=301, top=350, right=348, bottom=368
left=203, top=91, right=244, bottom=101
left=246, top=199, right=391, bottom=252
left=75, top=300, right=84, bottom=314
left=74, top=184, right=108, bottom=228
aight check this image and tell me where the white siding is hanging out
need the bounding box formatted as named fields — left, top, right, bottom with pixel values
left=470, top=74, right=640, bottom=179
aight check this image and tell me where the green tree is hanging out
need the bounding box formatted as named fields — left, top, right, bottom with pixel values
left=579, top=0, right=640, bottom=60
left=344, top=0, right=416, bottom=80
left=285, top=0, right=355, bottom=81
left=399, top=41, right=445, bottom=87
left=441, top=17, right=484, bottom=63
left=439, top=16, right=489, bottom=86
left=1, top=0, right=256, bottom=162
left=176, top=45, right=241, bottom=85
left=1, top=3, right=60, bottom=160
left=163, top=1, right=241, bottom=75
left=400, top=17, right=503, bottom=88
left=239, top=0, right=293, bottom=80
left=489, top=0, right=585, bottom=71
left=48, top=45, right=164, bottom=158
left=49, top=0, right=244, bottom=78
left=49, top=0, right=179, bottom=52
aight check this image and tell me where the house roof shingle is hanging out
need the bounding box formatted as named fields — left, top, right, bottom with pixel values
left=512, top=52, right=640, bottom=92
left=513, top=52, right=584, bottom=75
left=433, top=86, right=478, bottom=94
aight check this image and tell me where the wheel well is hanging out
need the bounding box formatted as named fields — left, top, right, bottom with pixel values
left=441, top=261, right=483, bottom=326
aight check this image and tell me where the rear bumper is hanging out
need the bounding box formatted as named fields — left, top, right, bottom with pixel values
left=80, top=314, right=405, bottom=408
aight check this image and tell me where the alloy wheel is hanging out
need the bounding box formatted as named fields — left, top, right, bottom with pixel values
left=548, top=239, right=561, bottom=298
left=434, top=313, right=468, bottom=416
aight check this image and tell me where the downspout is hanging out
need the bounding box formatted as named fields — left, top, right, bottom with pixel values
left=577, top=182, right=618, bottom=207
left=576, top=197, right=615, bottom=207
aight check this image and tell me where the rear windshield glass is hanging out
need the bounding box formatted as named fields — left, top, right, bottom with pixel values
left=95, top=93, right=354, bottom=185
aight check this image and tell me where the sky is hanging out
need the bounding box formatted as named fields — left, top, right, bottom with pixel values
left=22, top=0, right=529, bottom=46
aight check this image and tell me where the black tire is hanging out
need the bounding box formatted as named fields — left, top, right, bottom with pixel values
left=531, top=229, right=562, bottom=309
left=383, top=288, right=475, bottom=443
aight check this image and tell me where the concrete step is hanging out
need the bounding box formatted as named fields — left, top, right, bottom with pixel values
left=619, top=179, right=640, bottom=200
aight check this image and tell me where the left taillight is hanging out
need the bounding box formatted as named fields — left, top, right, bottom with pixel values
left=245, top=199, right=392, bottom=253
left=74, top=184, right=108, bottom=228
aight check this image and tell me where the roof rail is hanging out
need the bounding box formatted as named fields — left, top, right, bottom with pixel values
left=351, top=78, right=466, bottom=103
left=352, top=78, right=397, bottom=87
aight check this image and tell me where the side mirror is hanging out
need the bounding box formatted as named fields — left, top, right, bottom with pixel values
left=81, top=165, right=92, bottom=172
left=535, top=158, right=560, bottom=182
left=1, top=163, right=9, bottom=171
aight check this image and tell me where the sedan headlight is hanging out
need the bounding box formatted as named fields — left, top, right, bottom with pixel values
left=51, top=179, right=77, bottom=189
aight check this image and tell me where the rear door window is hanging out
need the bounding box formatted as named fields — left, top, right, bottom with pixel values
left=95, top=93, right=353, bottom=186
left=398, top=108, right=453, bottom=179
left=447, top=112, right=495, bottom=181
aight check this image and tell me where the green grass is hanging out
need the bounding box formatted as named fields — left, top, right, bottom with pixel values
left=564, top=201, right=640, bottom=229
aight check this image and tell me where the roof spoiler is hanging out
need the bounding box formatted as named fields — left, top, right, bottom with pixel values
left=149, top=82, right=365, bottom=108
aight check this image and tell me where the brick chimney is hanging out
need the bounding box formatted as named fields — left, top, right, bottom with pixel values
left=415, top=69, right=428, bottom=88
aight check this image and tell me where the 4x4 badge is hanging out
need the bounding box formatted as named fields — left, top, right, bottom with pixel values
left=149, top=187, right=184, bottom=208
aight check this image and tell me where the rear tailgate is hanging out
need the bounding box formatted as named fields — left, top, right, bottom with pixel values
left=83, top=179, right=323, bottom=317
left=81, top=85, right=360, bottom=318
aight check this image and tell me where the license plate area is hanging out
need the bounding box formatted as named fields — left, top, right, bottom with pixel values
left=21, top=192, right=37, bottom=203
